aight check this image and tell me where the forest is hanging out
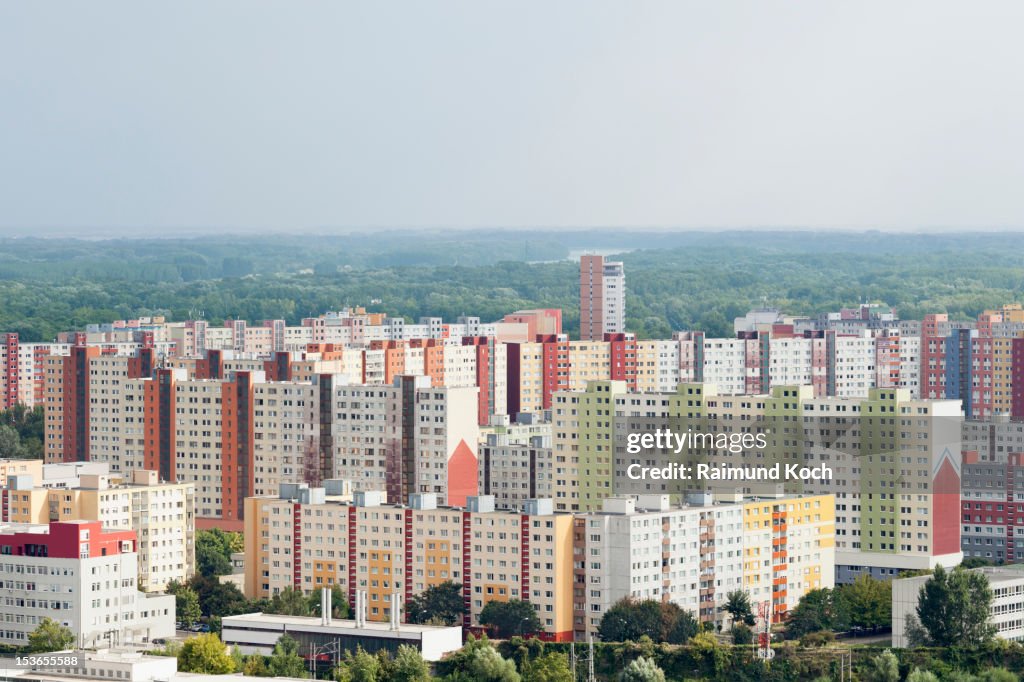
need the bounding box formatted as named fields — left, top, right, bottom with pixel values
left=1, top=230, right=1024, bottom=341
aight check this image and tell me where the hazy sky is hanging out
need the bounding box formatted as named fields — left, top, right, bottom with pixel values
left=3, top=2, right=1024, bottom=233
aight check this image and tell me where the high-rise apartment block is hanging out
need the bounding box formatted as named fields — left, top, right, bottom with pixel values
left=243, top=485, right=832, bottom=640
left=580, top=255, right=625, bottom=341
left=330, top=376, right=480, bottom=507
left=577, top=493, right=833, bottom=636
left=546, top=381, right=962, bottom=581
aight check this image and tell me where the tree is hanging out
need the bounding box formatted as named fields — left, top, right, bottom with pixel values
left=406, top=581, right=465, bottom=626
left=942, top=671, right=978, bottom=682
left=390, top=645, right=431, bottom=682
left=598, top=598, right=655, bottom=638
left=837, top=573, right=890, bottom=630
left=863, top=650, right=899, bottom=682
left=597, top=599, right=663, bottom=642
left=456, top=645, right=520, bottom=682
left=267, top=587, right=311, bottom=616
left=187, top=575, right=249, bottom=617
left=27, top=617, right=75, bottom=652
left=596, top=598, right=698, bottom=644
left=435, top=635, right=519, bottom=682
left=0, top=425, right=25, bottom=459
left=799, top=630, right=835, bottom=648
left=177, top=633, right=237, bottom=674
left=689, top=631, right=729, bottom=676
left=962, top=557, right=995, bottom=569
left=480, top=599, right=543, bottom=638
left=175, top=587, right=202, bottom=629
left=620, top=656, right=666, bottom=682
left=0, top=405, right=43, bottom=459
left=722, top=590, right=755, bottom=627
left=784, top=588, right=842, bottom=639
left=521, top=652, right=573, bottom=682
left=268, top=634, right=307, bottom=678
left=730, top=624, right=753, bottom=645
left=915, top=565, right=996, bottom=647
left=242, top=655, right=269, bottom=676
left=906, top=669, right=939, bottom=682
left=334, top=647, right=382, bottom=682
left=665, top=606, right=699, bottom=644
left=310, top=584, right=351, bottom=619
left=195, top=529, right=238, bottom=577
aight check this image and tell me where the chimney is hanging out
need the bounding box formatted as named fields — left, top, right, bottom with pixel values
left=354, top=590, right=366, bottom=628
left=321, top=587, right=331, bottom=627
left=390, top=592, right=402, bottom=631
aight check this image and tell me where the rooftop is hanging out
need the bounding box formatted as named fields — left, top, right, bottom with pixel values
left=223, top=612, right=460, bottom=635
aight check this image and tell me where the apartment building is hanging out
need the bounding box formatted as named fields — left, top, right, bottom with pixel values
left=575, top=493, right=834, bottom=637
left=2, top=469, right=194, bottom=592
left=548, top=380, right=961, bottom=581
left=0, top=460, right=42, bottom=489
left=243, top=487, right=575, bottom=640
left=551, top=380, right=629, bottom=513
left=44, top=352, right=325, bottom=528
left=958, top=417, right=1024, bottom=563
left=0, top=520, right=174, bottom=648
left=501, top=309, right=563, bottom=339
left=245, top=485, right=834, bottom=642
left=44, top=352, right=483, bottom=526
left=507, top=338, right=567, bottom=415
left=580, top=255, right=626, bottom=341
left=479, top=433, right=554, bottom=510
left=330, top=376, right=480, bottom=507
left=635, top=339, right=680, bottom=393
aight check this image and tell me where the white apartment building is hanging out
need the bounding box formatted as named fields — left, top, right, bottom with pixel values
left=832, top=334, right=876, bottom=398
left=576, top=493, right=835, bottom=637
left=0, top=521, right=174, bottom=648
left=602, top=260, right=626, bottom=335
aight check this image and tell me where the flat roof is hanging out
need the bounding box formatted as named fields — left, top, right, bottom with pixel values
left=898, top=564, right=1024, bottom=586
left=974, top=565, right=1024, bottom=584
left=222, top=612, right=459, bottom=635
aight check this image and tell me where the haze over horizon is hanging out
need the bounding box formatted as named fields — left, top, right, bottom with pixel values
left=4, top=1, right=1024, bottom=234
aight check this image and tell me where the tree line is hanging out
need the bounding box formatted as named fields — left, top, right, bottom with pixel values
left=5, top=232, right=1024, bottom=342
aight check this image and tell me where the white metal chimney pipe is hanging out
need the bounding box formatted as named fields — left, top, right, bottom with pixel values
left=321, top=587, right=331, bottom=627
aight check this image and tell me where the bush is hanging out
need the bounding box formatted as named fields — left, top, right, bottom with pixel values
left=800, top=631, right=835, bottom=648
left=730, top=625, right=753, bottom=645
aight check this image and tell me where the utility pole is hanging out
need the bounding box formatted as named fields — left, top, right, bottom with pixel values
left=587, top=635, right=595, bottom=682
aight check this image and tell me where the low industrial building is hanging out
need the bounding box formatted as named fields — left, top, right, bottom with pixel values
left=222, top=598, right=462, bottom=663
left=893, top=564, right=1024, bottom=646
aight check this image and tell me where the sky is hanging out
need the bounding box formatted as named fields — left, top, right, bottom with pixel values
left=2, top=2, right=1024, bottom=234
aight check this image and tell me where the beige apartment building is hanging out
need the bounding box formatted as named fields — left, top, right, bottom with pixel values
left=3, top=469, right=195, bottom=592
left=244, top=487, right=575, bottom=640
